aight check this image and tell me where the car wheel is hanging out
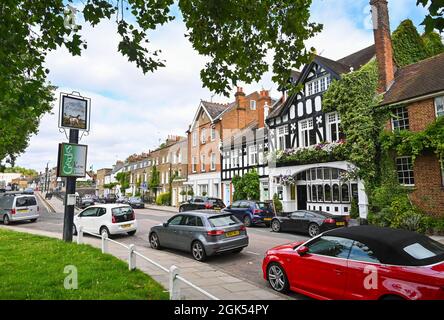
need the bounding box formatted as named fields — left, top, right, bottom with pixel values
left=179, top=206, right=185, bottom=212
left=3, top=215, right=10, bottom=225
left=149, top=232, right=161, bottom=250
left=243, top=215, right=252, bottom=227
left=30, top=219, right=37, bottom=223
left=127, top=230, right=136, bottom=236
left=100, top=226, right=110, bottom=238
left=73, top=224, right=77, bottom=236
left=308, top=223, right=320, bottom=237
left=191, top=241, right=207, bottom=262
left=271, top=219, right=281, bottom=232
left=267, top=262, right=289, bottom=293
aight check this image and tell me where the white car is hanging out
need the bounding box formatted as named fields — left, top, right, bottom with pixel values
left=73, top=204, right=137, bottom=238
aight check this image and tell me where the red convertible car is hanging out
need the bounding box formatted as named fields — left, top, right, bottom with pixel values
left=262, top=226, right=444, bottom=300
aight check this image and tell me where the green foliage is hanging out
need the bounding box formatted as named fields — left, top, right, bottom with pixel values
left=187, top=189, right=194, bottom=196
left=272, top=194, right=283, bottom=213
left=148, top=166, right=160, bottom=194
left=323, top=61, right=382, bottom=184
left=115, top=171, right=130, bottom=193
left=156, top=192, right=171, bottom=206
left=392, top=19, right=428, bottom=67
left=0, top=166, right=38, bottom=177
left=103, top=182, right=118, bottom=189
left=416, top=0, right=444, bottom=33
left=380, top=116, right=444, bottom=161
left=422, top=31, right=444, bottom=56
left=232, top=170, right=260, bottom=201
left=350, top=197, right=359, bottom=219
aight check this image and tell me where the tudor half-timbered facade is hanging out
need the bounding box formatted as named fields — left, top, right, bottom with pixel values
left=266, top=46, right=376, bottom=217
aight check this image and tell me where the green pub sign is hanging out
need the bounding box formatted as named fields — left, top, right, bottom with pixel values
left=57, top=143, right=88, bottom=177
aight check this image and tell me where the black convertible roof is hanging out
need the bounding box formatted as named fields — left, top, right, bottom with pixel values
left=325, top=226, right=444, bottom=266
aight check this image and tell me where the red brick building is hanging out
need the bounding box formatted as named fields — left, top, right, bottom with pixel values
left=373, top=0, right=444, bottom=217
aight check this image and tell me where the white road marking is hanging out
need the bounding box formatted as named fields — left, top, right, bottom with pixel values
left=246, top=251, right=261, bottom=256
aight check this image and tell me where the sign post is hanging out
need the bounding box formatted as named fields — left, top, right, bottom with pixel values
left=57, top=92, right=90, bottom=242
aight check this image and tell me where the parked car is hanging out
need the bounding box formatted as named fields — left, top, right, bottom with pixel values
left=128, top=197, right=145, bottom=209
left=0, top=193, right=39, bottom=225
left=23, top=188, right=34, bottom=194
left=270, top=210, right=348, bottom=237
left=73, top=204, right=137, bottom=237
left=99, top=194, right=117, bottom=204
left=263, top=225, right=444, bottom=300
left=179, top=197, right=226, bottom=212
left=116, top=196, right=129, bottom=204
left=149, top=211, right=248, bottom=261
left=76, top=196, right=95, bottom=209
left=223, top=200, right=275, bottom=227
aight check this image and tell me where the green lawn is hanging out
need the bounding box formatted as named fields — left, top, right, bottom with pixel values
left=0, top=229, right=169, bottom=300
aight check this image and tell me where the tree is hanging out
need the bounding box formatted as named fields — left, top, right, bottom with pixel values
left=0, top=166, right=38, bottom=177
left=115, top=171, right=130, bottom=194
left=149, top=165, right=160, bottom=200
left=422, top=31, right=444, bottom=57
left=232, top=170, right=260, bottom=201
left=392, top=19, right=429, bottom=67
left=416, top=0, right=444, bottom=33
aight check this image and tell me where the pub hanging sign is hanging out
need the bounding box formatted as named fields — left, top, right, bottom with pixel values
left=57, top=143, right=88, bottom=178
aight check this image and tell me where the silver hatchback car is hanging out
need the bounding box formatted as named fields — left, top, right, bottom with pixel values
left=149, top=211, right=249, bottom=261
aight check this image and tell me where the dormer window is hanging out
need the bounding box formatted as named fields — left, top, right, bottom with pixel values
left=250, top=100, right=257, bottom=110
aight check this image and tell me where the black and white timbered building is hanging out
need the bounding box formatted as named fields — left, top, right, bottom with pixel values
left=266, top=45, right=376, bottom=218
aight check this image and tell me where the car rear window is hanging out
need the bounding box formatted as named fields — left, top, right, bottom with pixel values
left=256, top=202, right=272, bottom=210
left=0, top=196, right=14, bottom=209
left=208, top=214, right=240, bottom=227
left=403, top=239, right=444, bottom=262
left=111, top=206, right=134, bottom=216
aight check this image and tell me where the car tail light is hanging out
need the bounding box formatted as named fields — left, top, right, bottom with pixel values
left=205, top=202, right=213, bottom=209
left=253, top=209, right=263, bottom=214
left=324, top=218, right=335, bottom=224
left=239, top=225, right=246, bottom=232
left=37, top=206, right=40, bottom=212
left=10, top=209, right=16, bottom=215
left=207, top=230, right=224, bottom=236
left=112, top=215, right=117, bottom=223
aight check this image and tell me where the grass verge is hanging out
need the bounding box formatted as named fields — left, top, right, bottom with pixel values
left=0, top=228, right=168, bottom=300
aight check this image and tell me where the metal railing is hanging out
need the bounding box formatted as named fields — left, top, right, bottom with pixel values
left=76, top=227, right=219, bottom=300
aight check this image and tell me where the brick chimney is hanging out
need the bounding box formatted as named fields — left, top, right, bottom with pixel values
left=371, top=0, right=395, bottom=93
left=258, top=90, right=271, bottom=128
left=235, top=87, right=246, bottom=128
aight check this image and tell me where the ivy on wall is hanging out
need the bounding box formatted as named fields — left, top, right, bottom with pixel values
left=392, top=19, right=429, bottom=67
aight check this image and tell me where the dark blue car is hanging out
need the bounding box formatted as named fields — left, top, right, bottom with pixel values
left=223, top=200, right=275, bottom=227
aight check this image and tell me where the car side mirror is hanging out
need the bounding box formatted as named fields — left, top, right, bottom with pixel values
left=163, top=222, right=168, bottom=227
left=296, top=246, right=309, bottom=256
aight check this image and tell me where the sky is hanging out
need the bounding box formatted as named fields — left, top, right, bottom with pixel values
left=15, top=0, right=429, bottom=173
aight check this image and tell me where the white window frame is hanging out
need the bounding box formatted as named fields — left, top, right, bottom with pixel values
left=210, top=153, right=216, bottom=171
left=201, top=154, right=206, bottom=172
left=192, top=131, right=197, bottom=147
left=192, top=156, right=197, bottom=173
left=299, top=118, right=314, bottom=148
left=326, top=112, right=341, bottom=142
left=391, top=106, right=410, bottom=131
left=201, top=128, right=207, bottom=144
left=396, top=156, right=415, bottom=186
left=249, top=145, right=258, bottom=165
left=277, top=125, right=288, bottom=150
left=435, top=96, right=444, bottom=118
left=250, top=100, right=257, bottom=110
left=231, top=150, right=238, bottom=168
left=210, top=126, right=216, bottom=141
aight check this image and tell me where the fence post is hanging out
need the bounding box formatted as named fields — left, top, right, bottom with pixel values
left=76, top=226, right=83, bottom=244
left=101, top=232, right=108, bottom=254
left=169, top=265, right=180, bottom=300
left=128, top=244, right=136, bottom=271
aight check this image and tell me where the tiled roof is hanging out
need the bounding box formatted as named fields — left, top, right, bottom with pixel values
left=201, top=101, right=231, bottom=119
left=267, top=98, right=284, bottom=118
left=381, top=52, right=444, bottom=106
left=337, top=45, right=376, bottom=71
left=314, top=55, right=351, bottom=75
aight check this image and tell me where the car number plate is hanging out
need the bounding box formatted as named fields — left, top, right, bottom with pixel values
left=263, top=218, right=272, bottom=221
left=336, top=222, right=345, bottom=226
left=122, top=224, right=132, bottom=229
left=225, top=230, right=240, bottom=237
left=17, top=209, right=29, bottom=213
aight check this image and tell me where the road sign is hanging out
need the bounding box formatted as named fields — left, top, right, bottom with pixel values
left=59, top=92, right=91, bottom=131
left=57, top=143, right=88, bottom=178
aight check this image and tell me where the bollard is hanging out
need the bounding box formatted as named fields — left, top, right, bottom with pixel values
left=128, top=244, right=136, bottom=271
left=169, top=265, right=180, bottom=300
left=76, top=226, right=83, bottom=244
left=101, top=232, right=108, bottom=254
